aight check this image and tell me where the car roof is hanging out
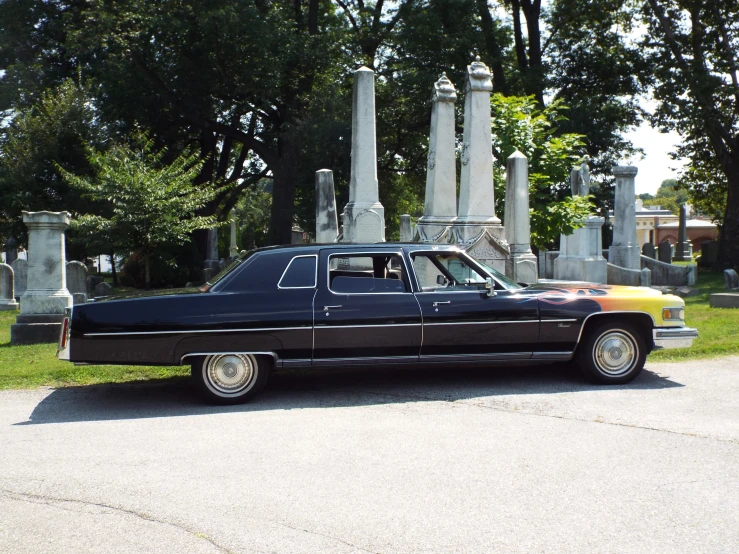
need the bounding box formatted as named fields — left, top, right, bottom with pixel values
left=253, top=243, right=462, bottom=255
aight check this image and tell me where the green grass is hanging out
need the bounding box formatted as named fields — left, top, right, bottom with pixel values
left=1, top=270, right=737, bottom=389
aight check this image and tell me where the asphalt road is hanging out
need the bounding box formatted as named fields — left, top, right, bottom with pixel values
left=1, top=357, right=738, bottom=554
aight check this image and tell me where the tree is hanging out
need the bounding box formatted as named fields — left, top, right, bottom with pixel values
left=641, top=0, right=739, bottom=268
left=490, top=94, right=592, bottom=249
left=643, top=179, right=689, bottom=215
left=60, top=133, right=220, bottom=289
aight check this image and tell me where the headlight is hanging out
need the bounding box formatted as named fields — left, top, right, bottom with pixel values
left=662, top=307, right=685, bottom=321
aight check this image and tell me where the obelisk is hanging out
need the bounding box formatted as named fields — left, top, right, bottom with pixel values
left=609, top=165, right=641, bottom=270
left=504, top=151, right=537, bottom=284
left=341, top=66, right=385, bottom=243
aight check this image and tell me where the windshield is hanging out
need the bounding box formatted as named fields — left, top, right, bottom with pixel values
left=471, top=258, right=523, bottom=290
left=201, top=249, right=256, bottom=291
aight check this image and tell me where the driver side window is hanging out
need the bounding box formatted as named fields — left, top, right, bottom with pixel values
left=411, top=252, right=488, bottom=291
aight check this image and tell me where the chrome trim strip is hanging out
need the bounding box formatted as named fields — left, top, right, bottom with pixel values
left=575, top=311, right=658, bottom=345
left=85, top=326, right=312, bottom=337
left=180, top=351, right=278, bottom=365
left=540, top=319, right=579, bottom=323
left=531, top=351, right=574, bottom=360
left=277, top=254, right=318, bottom=289
left=423, top=320, right=538, bottom=326
left=314, top=323, right=421, bottom=329
left=419, top=352, right=532, bottom=361
left=326, top=250, right=415, bottom=295
left=652, top=326, right=698, bottom=349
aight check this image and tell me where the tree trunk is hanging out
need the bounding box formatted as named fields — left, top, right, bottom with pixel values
left=144, top=254, right=151, bottom=290
left=110, top=251, right=118, bottom=287
left=719, top=153, right=739, bottom=269
left=268, top=138, right=300, bottom=245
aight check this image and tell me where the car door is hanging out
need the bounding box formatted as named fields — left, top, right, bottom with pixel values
left=409, top=250, right=539, bottom=360
left=312, top=249, right=423, bottom=364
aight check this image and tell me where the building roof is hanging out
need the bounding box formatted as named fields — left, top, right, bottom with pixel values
left=657, top=219, right=717, bottom=229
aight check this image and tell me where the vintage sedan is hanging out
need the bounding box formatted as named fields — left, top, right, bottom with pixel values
left=57, top=243, right=698, bottom=403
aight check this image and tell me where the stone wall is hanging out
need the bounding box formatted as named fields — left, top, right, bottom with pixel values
left=606, top=263, right=651, bottom=287
left=641, top=255, right=697, bottom=286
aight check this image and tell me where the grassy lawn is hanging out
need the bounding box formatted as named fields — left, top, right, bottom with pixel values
left=0, top=269, right=737, bottom=389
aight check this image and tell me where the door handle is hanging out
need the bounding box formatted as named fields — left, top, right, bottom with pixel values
left=323, top=305, right=342, bottom=311
left=432, top=301, right=451, bottom=307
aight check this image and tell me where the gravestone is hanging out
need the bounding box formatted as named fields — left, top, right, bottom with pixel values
left=724, top=269, right=739, bottom=290
left=658, top=240, right=672, bottom=264
left=315, top=169, right=339, bottom=243
left=203, top=227, right=220, bottom=271
left=417, top=73, right=458, bottom=243
left=94, top=281, right=113, bottom=297
left=341, top=66, right=385, bottom=243
left=451, top=57, right=508, bottom=273
left=674, top=204, right=693, bottom=261
left=4, top=238, right=17, bottom=265
left=504, top=151, right=537, bottom=284
left=87, top=275, right=103, bottom=294
left=229, top=210, right=239, bottom=258
left=699, top=240, right=718, bottom=267
left=399, top=215, right=413, bottom=243
left=10, top=211, right=73, bottom=345
left=11, top=258, right=27, bottom=299
left=642, top=243, right=656, bottom=259
left=0, top=264, right=19, bottom=311
left=65, top=261, right=88, bottom=303
left=608, top=165, right=641, bottom=270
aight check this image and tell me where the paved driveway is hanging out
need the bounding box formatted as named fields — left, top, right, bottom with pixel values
left=1, top=358, right=738, bottom=553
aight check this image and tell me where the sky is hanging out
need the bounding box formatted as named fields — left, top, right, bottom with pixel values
left=621, top=123, right=686, bottom=196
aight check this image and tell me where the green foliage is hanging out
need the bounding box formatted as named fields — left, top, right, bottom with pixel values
left=60, top=132, right=221, bottom=286
left=233, top=183, right=273, bottom=250
left=643, top=179, right=689, bottom=216
left=490, top=93, right=592, bottom=249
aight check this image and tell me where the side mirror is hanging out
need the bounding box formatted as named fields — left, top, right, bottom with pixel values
left=485, top=277, right=496, bottom=297
left=436, top=274, right=449, bottom=287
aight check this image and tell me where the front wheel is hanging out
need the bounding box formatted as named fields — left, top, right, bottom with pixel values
left=576, top=322, right=647, bottom=384
left=192, top=353, right=269, bottom=404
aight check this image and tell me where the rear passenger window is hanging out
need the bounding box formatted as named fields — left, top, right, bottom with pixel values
left=278, top=255, right=317, bottom=288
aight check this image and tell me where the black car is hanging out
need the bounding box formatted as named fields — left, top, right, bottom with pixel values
left=57, top=243, right=697, bottom=403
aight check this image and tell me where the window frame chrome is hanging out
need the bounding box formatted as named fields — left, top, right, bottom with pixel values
left=325, top=250, right=414, bottom=295
left=277, top=254, right=318, bottom=290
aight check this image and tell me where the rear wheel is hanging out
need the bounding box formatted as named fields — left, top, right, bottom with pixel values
left=576, top=321, right=646, bottom=384
left=191, top=353, right=269, bottom=404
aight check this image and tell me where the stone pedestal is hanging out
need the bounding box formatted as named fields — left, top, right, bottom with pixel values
left=608, top=165, right=641, bottom=270
left=503, top=151, right=537, bottom=284
left=315, top=169, right=339, bottom=243
left=11, top=211, right=73, bottom=344
left=417, top=73, right=458, bottom=244
left=341, top=67, right=385, bottom=243
left=554, top=216, right=607, bottom=283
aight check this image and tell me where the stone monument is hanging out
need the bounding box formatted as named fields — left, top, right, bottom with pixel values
left=608, top=165, right=641, bottom=270
left=503, top=151, right=537, bottom=284
left=642, top=243, right=656, bottom=259
left=229, top=211, right=239, bottom=258
left=416, top=73, right=458, bottom=243
left=341, top=66, right=385, bottom=243
left=65, top=261, right=88, bottom=304
left=452, top=57, right=508, bottom=273
left=674, top=204, right=693, bottom=261
left=554, top=161, right=607, bottom=283
left=400, top=215, right=413, bottom=242
left=4, top=238, right=17, bottom=265
left=315, top=169, right=339, bottom=243
left=202, top=227, right=220, bottom=281
left=10, top=211, right=73, bottom=344
left=11, top=258, right=27, bottom=299
left=0, top=264, right=19, bottom=311
left=658, top=240, right=672, bottom=264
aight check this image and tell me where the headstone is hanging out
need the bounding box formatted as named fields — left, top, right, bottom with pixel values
left=451, top=57, right=508, bottom=273
left=94, top=281, right=113, bottom=297
left=399, top=215, right=413, bottom=243
left=315, top=169, right=339, bottom=243
left=229, top=210, right=239, bottom=258
left=11, top=258, right=27, bottom=299
left=0, top=264, right=19, bottom=311
left=417, top=73, right=458, bottom=243
left=10, top=211, right=73, bottom=345
left=642, top=243, right=656, bottom=259
left=608, top=165, right=640, bottom=270
left=65, top=261, right=87, bottom=296
left=674, top=204, right=693, bottom=261
left=341, top=66, right=385, bottom=243
left=658, top=240, right=672, bottom=264
left=699, top=239, right=718, bottom=267
left=72, top=292, right=87, bottom=305
left=87, top=275, right=103, bottom=294
left=4, top=238, right=18, bottom=265
left=724, top=269, right=739, bottom=290
left=203, top=227, right=220, bottom=270
left=504, top=151, right=537, bottom=284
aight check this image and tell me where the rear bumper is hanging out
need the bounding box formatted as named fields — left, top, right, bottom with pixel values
left=653, top=327, right=699, bottom=349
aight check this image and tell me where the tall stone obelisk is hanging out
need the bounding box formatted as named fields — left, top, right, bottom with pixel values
left=416, top=73, right=458, bottom=243
left=315, top=169, right=339, bottom=243
left=341, top=66, right=385, bottom=243
left=674, top=204, right=693, bottom=261
left=452, top=57, right=508, bottom=273
left=609, top=165, right=641, bottom=270
left=504, top=151, right=537, bottom=284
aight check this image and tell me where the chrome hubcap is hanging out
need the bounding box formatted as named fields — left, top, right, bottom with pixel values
left=206, top=354, right=256, bottom=395
left=594, top=331, right=637, bottom=376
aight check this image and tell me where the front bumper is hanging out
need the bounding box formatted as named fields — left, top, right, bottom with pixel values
left=653, top=327, right=699, bottom=349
